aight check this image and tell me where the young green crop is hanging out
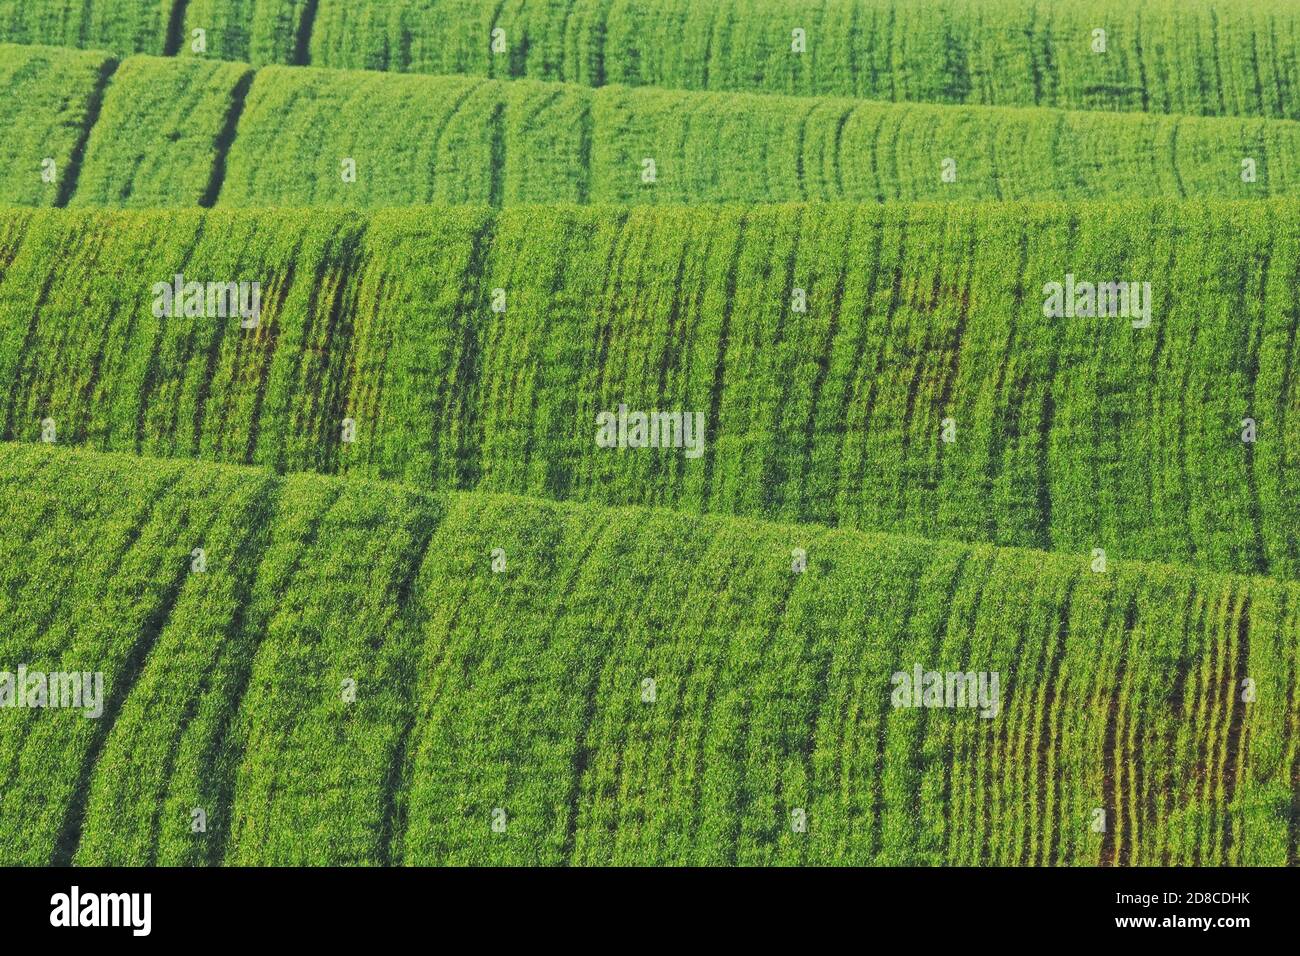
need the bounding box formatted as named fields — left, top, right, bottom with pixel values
left=1, top=201, right=1296, bottom=579
left=6, top=47, right=1300, bottom=208
left=0, top=442, right=1293, bottom=865
left=305, top=0, right=1300, bottom=120
left=0, top=448, right=257, bottom=864
left=0, top=0, right=308, bottom=63
left=0, top=1, right=170, bottom=55
left=181, top=0, right=308, bottom=65
left=0, top=43, right=115, bottom=206
left=4, top=1, right=1299, bottom=120
left=69, top=55, right=252, bottom=207
left=213, top=66, right=1300, bottom=206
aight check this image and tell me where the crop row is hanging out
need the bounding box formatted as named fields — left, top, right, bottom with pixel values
left=0, top=441, right=1294, bottom=865
left=7, top=43, right=1300, bottom=209
left=1, top=200, right=1297, bottom=579
left=1, top=1, right=1298, bottom=119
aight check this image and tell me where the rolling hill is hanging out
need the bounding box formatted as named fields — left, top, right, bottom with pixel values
left=0, top=10, right=1295, bottom=872
left=1, top=442, right=1294, bottom=865
left=1, top=200, right=1296, bottom=578
left=7, top=45, right=1300, bottom=208
left=3, top=1, right=1298, bottom=119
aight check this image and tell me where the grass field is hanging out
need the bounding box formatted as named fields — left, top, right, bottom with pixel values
left=69, top=55, right=252, bottom=208
left=218, top=66, right=1300, bottom=206
left=0, top=442, right=1294, bottom=866
left=0, top=44, right=115, bottom=206
left=302, top=0, right=1300, bottom=119
left=1, top=201, right=1296, bottom=579
left=0, top=9, right=1296, bottom=873
left=6, top=45, right=1300, bottom=208
left=3, top=1, right=1299, bottom=120
left=0, top=0, right=170, bottom=56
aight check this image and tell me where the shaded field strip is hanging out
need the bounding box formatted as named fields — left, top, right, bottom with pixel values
left=1098, top=597, right=1134, bottom=867
left=200, top=68, right=254, bottom=208
left=50, top=467, right=198, bottom=865
left=132, top=217, right=209, bottom=452
left=1159, top=586, right=1196, bottom=866
left=293, top=0, right=320, bottom=66
left=1191, top=590, right=1223, bottom=865
left=554, top=520, right=619, bottom=865
left=204, top=483, right=342, bottom=866
left=1221, top=595, right=1251, bottom=861
left=163, top=0, right=190, bottom=57
left=54, top=57, right=119, bottom=207
left=700, top=213, right=746, bottom=511
left=371, top=514, right=443, bottom=867
left=1039, top=572, right=1078, bottom=865
left=140, top=482, right=279, bottom=865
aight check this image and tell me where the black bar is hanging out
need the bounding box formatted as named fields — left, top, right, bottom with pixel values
left=0, top=866, right=1285, bottom=942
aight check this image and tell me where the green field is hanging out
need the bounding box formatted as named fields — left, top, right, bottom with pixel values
left=0, top=0, right=171, bottom=56
left=0, top=44, right=114, bottom=206
left=218, top=66, right=1300, bottom=207
left=182, top=0, right=311, bottom=66
left=0, top=9, right=1296, bottom=873
left=303, top=0, right=1300, bottom=118
left=0, top=442, right=1294, bottom=866
left=6, top=45, right=1300, bottom=208
left=69, top=55, right=252, bottom=208
left=1, top=201, right=1296, bottom=579
left=2, top=1, right=1298, bottom=120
